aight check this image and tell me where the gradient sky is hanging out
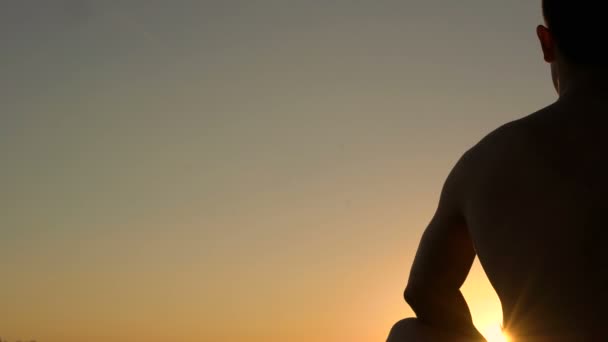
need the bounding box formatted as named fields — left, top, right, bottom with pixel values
left=1, top=1, right=555, bottom=341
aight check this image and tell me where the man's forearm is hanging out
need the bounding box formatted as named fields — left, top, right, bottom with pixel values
left=405, top=287, right=485, bottom=339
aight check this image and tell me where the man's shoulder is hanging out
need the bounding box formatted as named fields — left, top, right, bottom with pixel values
left=464, top=104, right=557, bottom=165
left=452, top=104, right=561, bottom=193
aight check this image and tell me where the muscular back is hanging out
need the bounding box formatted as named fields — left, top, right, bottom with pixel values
left=465, top=96, right=608, bottom=341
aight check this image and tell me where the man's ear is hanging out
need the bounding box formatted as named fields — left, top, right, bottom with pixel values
left=537, top=25, right=557, bottom=63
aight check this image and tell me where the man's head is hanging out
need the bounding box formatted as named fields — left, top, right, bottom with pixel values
left=538, top=1, right=606, bottom=93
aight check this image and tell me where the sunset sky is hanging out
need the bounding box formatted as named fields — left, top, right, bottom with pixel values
left=1, top=1, right=555, bottom=341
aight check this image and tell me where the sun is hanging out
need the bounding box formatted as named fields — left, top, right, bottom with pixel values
left=483, top=324, right=510, bottom=342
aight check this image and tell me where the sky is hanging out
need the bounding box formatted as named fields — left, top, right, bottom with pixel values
left=1, top=1, right=555, bottom=341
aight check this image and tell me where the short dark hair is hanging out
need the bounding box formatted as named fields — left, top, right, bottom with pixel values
left=542, top=0, right=604, bottom=65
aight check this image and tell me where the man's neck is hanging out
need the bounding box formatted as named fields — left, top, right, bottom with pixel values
left=558, top=65, right=608, bottom=99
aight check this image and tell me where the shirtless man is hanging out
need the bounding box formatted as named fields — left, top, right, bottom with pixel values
left=387, top=2, right=608, bottom=341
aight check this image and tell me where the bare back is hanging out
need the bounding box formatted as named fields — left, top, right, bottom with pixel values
left=465, top=95, right=608, bottom=341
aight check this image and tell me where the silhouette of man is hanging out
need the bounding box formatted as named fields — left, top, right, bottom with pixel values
left=388, top=2, right=608, bottom=341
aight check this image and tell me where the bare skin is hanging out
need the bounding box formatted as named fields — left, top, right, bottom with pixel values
left=388, top=21, right=608, bottom=342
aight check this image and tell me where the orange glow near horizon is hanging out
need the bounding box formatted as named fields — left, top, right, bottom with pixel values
left=1, top=2, right=550, bottom=341
left=462, top=259, right=506, bottom=342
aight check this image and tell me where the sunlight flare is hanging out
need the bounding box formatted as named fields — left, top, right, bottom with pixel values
left=483, top=324, right=509, bottom=342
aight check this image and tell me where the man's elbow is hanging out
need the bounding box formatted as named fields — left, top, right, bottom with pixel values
left=403, top=284, right=429, bottom=309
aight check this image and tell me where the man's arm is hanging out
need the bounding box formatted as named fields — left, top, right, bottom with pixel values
left=404, top=153, right=484, bottom=339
